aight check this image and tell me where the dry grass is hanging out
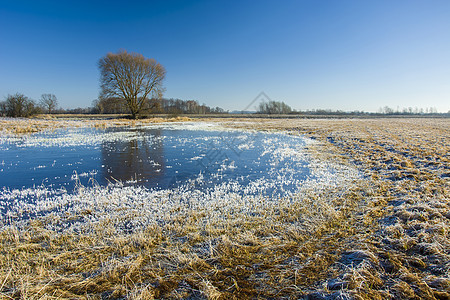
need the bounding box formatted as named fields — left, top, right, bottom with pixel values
left=0, top=116, right=192, bottom=135
left=215, top=117, right=450, bottom=299
left=0, top=182, right=365, bottom=299
left=1, top=117, right=449, bottom=299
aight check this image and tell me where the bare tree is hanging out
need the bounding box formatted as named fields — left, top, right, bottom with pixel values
left=98, top=50, right=166, bottom=119
left=40, top=94, right=58, bottom=114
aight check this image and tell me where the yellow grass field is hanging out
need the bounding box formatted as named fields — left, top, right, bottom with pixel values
left=0, top=117, right=449, bottom=299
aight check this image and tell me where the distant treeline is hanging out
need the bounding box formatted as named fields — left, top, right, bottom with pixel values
left=1, top=93, right=449, bottom=117
left=377, top=106, right=440, bottom=115
left=256, top=101, right=448, bottom=116
left=91, top=97, right=226, bottom=115
left=0, top=95, right=227, bottom=117
left=297, top=106, right=448, bottom=116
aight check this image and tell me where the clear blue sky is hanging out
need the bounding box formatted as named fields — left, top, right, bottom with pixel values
left=1, top=0, right=449, bottom=112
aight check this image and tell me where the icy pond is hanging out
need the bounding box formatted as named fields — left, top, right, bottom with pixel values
left=0, top=122, right=360, bottom=228
left=0, top=123, right=315, bottom=194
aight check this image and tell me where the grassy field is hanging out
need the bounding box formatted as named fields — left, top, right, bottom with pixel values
left=0, top=117, right=449, bottom=299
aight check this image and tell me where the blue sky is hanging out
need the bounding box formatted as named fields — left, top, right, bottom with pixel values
left=1, top=0, right=449, bottom=112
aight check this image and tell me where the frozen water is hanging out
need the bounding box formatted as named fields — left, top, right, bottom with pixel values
left=0, top=124, right=313, bottom=192
left=0, top=122, right=361, bottom=226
